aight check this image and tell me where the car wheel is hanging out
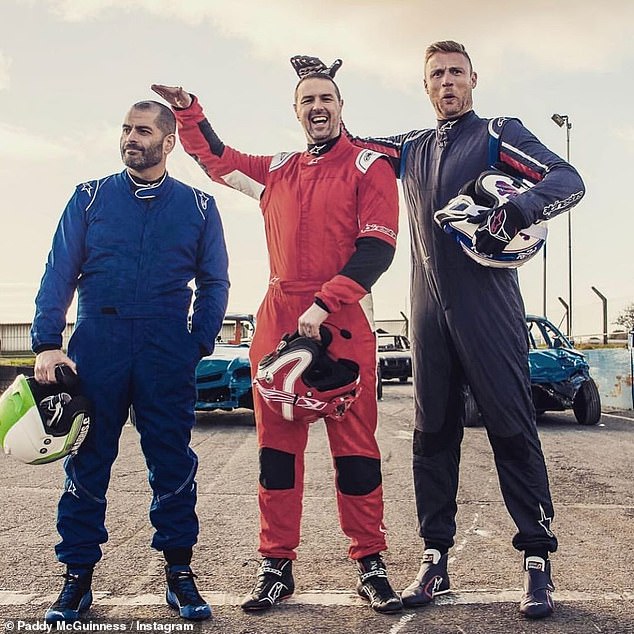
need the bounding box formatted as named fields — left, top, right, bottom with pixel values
left=461, top=386, right=481, bottom=427
left=572, top=379, right=601, bottom=425
left=239, top=389, right=254, bottom=411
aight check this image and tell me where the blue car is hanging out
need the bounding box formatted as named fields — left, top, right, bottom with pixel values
left=526, top=314, right=601, bottom=424
left=463, top=314, right=601, bottom=426
left=195, top=314, right=254, bottom=411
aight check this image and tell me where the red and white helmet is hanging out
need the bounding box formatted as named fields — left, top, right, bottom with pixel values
left=254, top=328, right=361, bottom=424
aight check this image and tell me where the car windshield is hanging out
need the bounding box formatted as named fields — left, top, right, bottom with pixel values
left=526, top=318, right=571, bottom=351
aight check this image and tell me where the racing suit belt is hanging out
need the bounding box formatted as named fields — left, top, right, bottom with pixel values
left=77, top=303, right=189, bottom=319
left=268, top=278, right=325, bottom=295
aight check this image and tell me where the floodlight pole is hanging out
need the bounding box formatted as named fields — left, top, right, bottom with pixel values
left=551, top=113, right=573, bottom=337
left=542, top=242, right=547, bottom=317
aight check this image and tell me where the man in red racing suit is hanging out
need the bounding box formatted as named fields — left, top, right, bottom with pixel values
left=151, top=73, right=402, bottom=614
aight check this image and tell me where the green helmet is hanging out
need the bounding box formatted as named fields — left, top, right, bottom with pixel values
left=0, top=366, right=91, bottom=465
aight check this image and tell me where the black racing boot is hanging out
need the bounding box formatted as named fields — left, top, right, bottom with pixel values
left=45, top=568, right=93, bottom=624
left=165, top=565, right=212, bottom=620
left=400, top=549, right=450, bottom=607
left=241, top=558, right=294, bottom=611
left=356, top=554, right=403, bottom=613
left=519, top=556, right=555, bottom=619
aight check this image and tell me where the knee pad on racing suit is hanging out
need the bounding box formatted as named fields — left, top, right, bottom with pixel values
left=413, top=423, right=464, bottom=458
left=259, top=447, right=295, bottom=490
left=335, top=455, right=382, bottom=496
left=487, top=431, right=529, bottom=463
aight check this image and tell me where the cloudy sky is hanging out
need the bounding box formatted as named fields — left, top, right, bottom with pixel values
left=1, top=0, right=632, bottom=339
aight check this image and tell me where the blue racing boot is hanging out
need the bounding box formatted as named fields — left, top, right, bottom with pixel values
left=45, top=568, right=93, bottom=623
left=165, top=565, right=212, bottom=620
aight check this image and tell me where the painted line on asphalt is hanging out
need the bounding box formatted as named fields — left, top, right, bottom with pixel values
left=2, top=589, right=633, bottom=607
left=388, top=613, right=416, bottom=634
left=600, top=412, right=633, bottom=422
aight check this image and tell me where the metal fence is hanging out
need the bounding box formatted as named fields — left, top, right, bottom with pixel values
left=0, top=317, right=257, bottom=354
left=376, top=319, right=408, bottom=336
left=0, top=323, right=75, bottom=356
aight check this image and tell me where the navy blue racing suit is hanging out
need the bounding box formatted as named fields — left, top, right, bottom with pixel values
left=31, top=170, right=229, bottom=565
left=352, top=112, right=585, bottom=553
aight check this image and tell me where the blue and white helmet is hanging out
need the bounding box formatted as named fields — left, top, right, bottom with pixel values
left=433, top=170, right=547, bottom=268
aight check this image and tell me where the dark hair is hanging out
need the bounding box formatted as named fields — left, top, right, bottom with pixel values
left=424, top=40, right=472, bottom=73
left=294, top=73, right=342, bottom=103
left=131, top=100, right=176, bottom=135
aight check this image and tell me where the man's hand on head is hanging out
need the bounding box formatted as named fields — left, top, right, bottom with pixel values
left=290, top=55, right=343, bottom=79
left=151, top=84, right=193, bottom=109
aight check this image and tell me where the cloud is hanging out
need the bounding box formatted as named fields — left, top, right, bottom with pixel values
left=44, top=0, right=116, bottom=21
left=615, top=125, right=634, bottom=149
left=0, top=283, right=39, bottom=323
left=0, top=51, right=11, bottom=91
left=0, top=123, right=79, bottom=160
left=43, top=0, right=634, bottom=89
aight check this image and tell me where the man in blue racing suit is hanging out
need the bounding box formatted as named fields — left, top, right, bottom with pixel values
left=294, top=40, right=585, bottom=619
left=31, top=100, right=229, bottom=623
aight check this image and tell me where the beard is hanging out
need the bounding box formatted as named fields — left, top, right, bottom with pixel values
left=121, top=139, right=164, bottom=171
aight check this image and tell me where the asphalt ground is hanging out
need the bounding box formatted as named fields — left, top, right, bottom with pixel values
left=0, top=382, right=633, bottom=633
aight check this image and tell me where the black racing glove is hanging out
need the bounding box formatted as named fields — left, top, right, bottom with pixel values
left=290, top=55, right=343, bottom=78
left=467, top=201, right=525, bottom=256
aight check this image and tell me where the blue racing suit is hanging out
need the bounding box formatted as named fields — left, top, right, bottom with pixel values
left=352, top=112, right=585, bottom=553
left=31, top=170, right=229, bottom=565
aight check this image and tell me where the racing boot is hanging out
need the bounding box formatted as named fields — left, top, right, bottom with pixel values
left=165, top=565, right=212, bottom=620
left=400, top=549, right=450, bottom=607
left=519, top=556, right=555, bottom=619
left=241, top=557, right=294, bottom=611
left=45, top=567, right=93, bottom=623
left=356, top=554, right=403, bottom=613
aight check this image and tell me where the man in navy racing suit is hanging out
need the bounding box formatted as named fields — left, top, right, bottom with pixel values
left=322, top=40, right=585, bottom=619
left=32, top=100, right=229, bottom=623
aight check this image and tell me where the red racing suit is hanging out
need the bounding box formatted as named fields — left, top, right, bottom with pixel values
left=174, top=97, right=399, bottom=560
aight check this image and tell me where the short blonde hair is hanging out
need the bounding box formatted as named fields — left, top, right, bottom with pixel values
left=424, top=41, right=472, bottom=73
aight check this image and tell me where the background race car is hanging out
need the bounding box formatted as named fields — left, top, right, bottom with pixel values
left=195, top=313, right=255, bottom=412
left=462, top=315, right=601, bottom=427
left=377, top=333, right=412, bottom=383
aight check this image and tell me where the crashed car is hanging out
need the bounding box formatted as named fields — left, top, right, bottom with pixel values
left=463, top=314, right=601, bottom=427
left=378, top=333, right=412, bottom=383
left=195, top=314, right=255, bottom=411
left=526, top=314, right=601, bottom=424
